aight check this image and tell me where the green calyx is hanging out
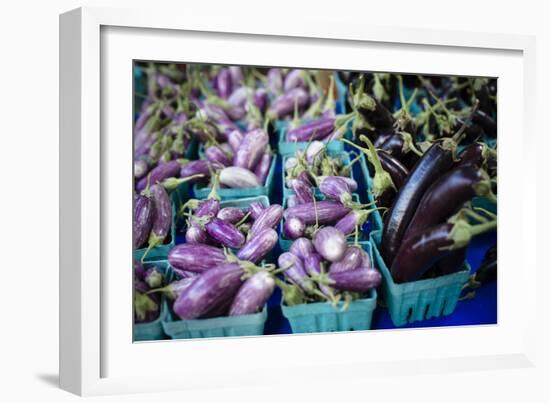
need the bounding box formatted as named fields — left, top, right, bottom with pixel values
left=134, top=292, right=158, bottom=322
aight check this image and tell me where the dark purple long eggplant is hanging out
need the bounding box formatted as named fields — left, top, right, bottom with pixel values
left=473, top=109, right=496, bottom=138
left=168, top=244, right=226, bottom=273
left=284, top=200, right=350, bottom=225
left=134, top=194, right=155, bottom=249
left=381, top=139, right=457, bottom=264
left=391, top=218, right=496, bottom=283
left=228, top=271, right=275, bottom=316
left=404, top=164, right=494, bottom=240
left=173, top=263, right=243, bottom=320
left=455, top=142, right=492, bottom=169
left=205, top=217, right=245, bottom=248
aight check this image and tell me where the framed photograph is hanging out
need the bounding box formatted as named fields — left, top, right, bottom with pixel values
left=60, top=6, right=536, bottom=396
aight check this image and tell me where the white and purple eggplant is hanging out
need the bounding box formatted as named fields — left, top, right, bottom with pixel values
left=237, top=228, right=278, bottom=263
left=134, top=159, right=149, bottom=179
left=134, top=194, right=155, bottom=249
left=205, top=145, right=233, bottom=166
left=254, top=152, right=273, bottom=185
left=205, top=217, right=246, bottom=248
left=284, top=200, right=350, bottom=225
left=289, top=237, right=315, bottom=261
left=329, top=246, right=363, bottom=273
left=267, top=87, right=309, bottom=120
left=286, top=117, right=335, bottom=142
left=228, top=271, right=275, bottom=316
left=217, top=207, right=246, bottom=224
left=303, top=253, right=334, bottom=297
left=168, top=244, right=227, bottom=273
left=233, top=128, right=269, bottom=171
left=136, top=160, right=183, bottom=192
left=312, top=226, right=347, bottom=263
left=290, top=179, right=314, bottom=204
left=278, top=252, right=315, bottom=293
left=328, top=268, right=382, bottom=292
left=248, top=204, right=284, bottom=238
left=266, top=68, right=283, bottom=96
left=219, top=166, right=261, bottom=188
left=318, top=176, right=352, bottom=205
left=248, top=201, right=265, bottom=220
left=283, top=216, right=305, bottom=239
left=173, top=263, right=244, bottom=320
left=141, top=184, right=172, bottom=259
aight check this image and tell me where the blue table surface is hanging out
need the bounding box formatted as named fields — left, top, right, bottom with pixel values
left=174, top=142, right=497, bottom=333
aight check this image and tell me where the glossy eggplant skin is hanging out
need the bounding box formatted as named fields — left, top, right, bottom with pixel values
left=379, top=133, right=406, bottom=160
left=378, top=151, right=409, bottom=189
left=403, top=164, right=486, bottom=240
left=455, top=142, right=486, bottom=169
left=358, top=97, right=394, bottom=132
left=381, top=141, right=454, bottom=264
left=205, top=218, right=245, bottom=248
left=473, top=110, right=496, bottom=138
left=134, top=194, right=155, bottom=249
left=284, top=201, right=350, bottom=225
left=390, top=223, right=454, bottom=283
left=437, top=248, right=467, bottom=276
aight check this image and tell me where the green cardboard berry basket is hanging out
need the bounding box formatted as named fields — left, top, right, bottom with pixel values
left=133, top=260, right=173, bottom=341
left=162, top=305, right=268, bottom=339
left=369, top=230, right=471, bottom=327
left=281, top=151, right=357, bottom=198
left=281, top=243, right=378, bottom=333
left=192, top=156, right=277, bottom=200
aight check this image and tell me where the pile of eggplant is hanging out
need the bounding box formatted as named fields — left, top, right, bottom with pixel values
left=346, top=73, right=497, bottom=284
left=278, top=234, right=382, bottom=307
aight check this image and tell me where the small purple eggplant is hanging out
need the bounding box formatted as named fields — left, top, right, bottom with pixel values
left=185, top=224, right=208, bottom=244
left=216, top=68, right=233, bottom=99
left=136, top=160, right=182, bottom=192
left=173, top=263, right=244, bottom=320
left=278, top=252, right=315, bottom=293
left=253, top=88, right=268, bottom=113
left=229, top=271, right=275, bottom=316
left=134, top=259, right=146, bottom=280
left=248, top=205, right=284, bottom=238
left=328, top=268, right=382, bottom=292
left=180, top=160, right=221, bottom=182
left=219, top=167, right=260, bottom=188
left=284, top=200, right=350, bottom=225
left=303, top=253, right=334, bottom=297
left=283, top=216, right=305, bottom=239
left=305, top=141, right=326, bottom=164
left=205, top=217, right=245, bottom=248
left=141, top=184, right=172, bottom=259
left=195, top=197, right=221, bottom=218
left=228, top=130, right=244, bottom=152
left=312, top=227, right=347, bottom=263
left=228, top=66, right=244, bottom=90
left=233, top=128, right=269, bottom=171
left=283, top=69, right=306, bottom=92
left=254, top=152, right=273, bottom=186
left=205, top=145, right=232, bottom=166
left=267, top=68, right=283, bottom=96
left=168, top=244, right=227, bottom=273
left=289, top=238, right=315, bottom=261
left=134, top=194, right=155, bottom=249
left=267, top=87, right=309, bottom=120
left=319, top=176, right=352, bottom=205
left=217, top=207, right=246, bottom=224
left=334, top=209, right=371, bottom=236
left=248, top=202, right=265, bottom=220
left=237, top=228, right=278, bottom=263
left=329, top=246, right=363, bottom=273
left=290, top=179, right=314, bottom=204
left=286, top=117, right=334, bottom=142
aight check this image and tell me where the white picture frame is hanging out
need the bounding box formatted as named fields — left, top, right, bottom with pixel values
left=59, top=6, right=537, bottom=397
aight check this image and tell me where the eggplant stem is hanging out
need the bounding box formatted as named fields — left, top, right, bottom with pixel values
left=235, top=211, right=251, bottom=228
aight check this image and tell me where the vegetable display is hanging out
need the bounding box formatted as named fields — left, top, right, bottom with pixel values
left=133, top=63, right=497, bottom=338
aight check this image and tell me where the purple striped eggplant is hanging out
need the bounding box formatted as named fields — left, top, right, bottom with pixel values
left=185, top=224, right=208, bottom=244
left=141, top=184, right=172, bottom=258
left=249, top=205, right=284, bottom=238
left=319, top=176, right=352, bottom=205
left=136, top=160, right=182, bottom=192
left=173, top=263, right=244, bottom=320
left=286, top=195, right=299, bottom=208
left=134, top=159, right=149, bottom=179
left=237, top=228, right=278, bottom=263
left=144, top=267, right=164, bottom=288
left=229, top=271, right=275, bottom=316
left=228, top=86, right=252, bottom=107
left=195, top=197, right=221, bottom=218
left=267, top=68, right=283, bottom=96
left=205, top=145, right=232, bottom=166
left=305, top=141, right=326, bottom=164
left=134, top=194, right=155, bottom=249
left=286, top=117, right=334, bottom=142
left=329, top=246, right=363, bottom=273
left=134, top=259, right=146, bottom=280
left=284, top=69, right=306, bottom=92
left=228, top=129, right=243, bottom=152
left=267, top=87, right=309, bottom=120
left=149, top=276, right=195, bottom=300
left=171, top=267, right=199, bottom=280
left=303, top=253, right=334, bottom=297
left=283, top=216, right=305, bottom=239
left=180, top=160, right=222, bottom=182
left=328, top=268, right=382, bottom=292
left=284, top=200, right=350, bottom=225
left=217, top=207, right=246, bottom=224
left=216, top=68, right=232, bottom=99
left=334, top=209, right=371, bottom=236
left=312, top=227, right=347, bottom=263
left=233, top=128, right=269, bottom=171
left=278, top=252, right=315, bottom=293
left=289, top=237, right=315, bottom=261
left=205, top=217, right=245, bottom=248
left=229, top=66, right=244, bottom=90
left=168, top=244, right=226, bottom=273
left=219, top=167, right=261, bottom=188
left=254, top=152, right=272, bottom=185
left=248, top=202, right=265, bottom=220
left=253, top=88, right=268, bottom=112
left=296, top=171, right=314, bottom=187
left=290, top=179, right=314, bottom=204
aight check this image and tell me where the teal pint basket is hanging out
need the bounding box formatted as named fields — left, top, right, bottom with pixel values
left=162, top=305, right=268, bottom=339
left=134, top=260, right=172, bottom=341
left=281, top=151, right=356, bottom=198
left=281, top=290, right=377, bottom=333
left=192, top=156, right=277, bottom=200
left=369, top=230, right=471, bottom=327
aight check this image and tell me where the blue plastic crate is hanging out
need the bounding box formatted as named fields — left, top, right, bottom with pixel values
left=134, top=260, right=173, bottom=341
left=369, top=230, right=471, bottom=327
left=192, top=156, right=277, bottom=200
